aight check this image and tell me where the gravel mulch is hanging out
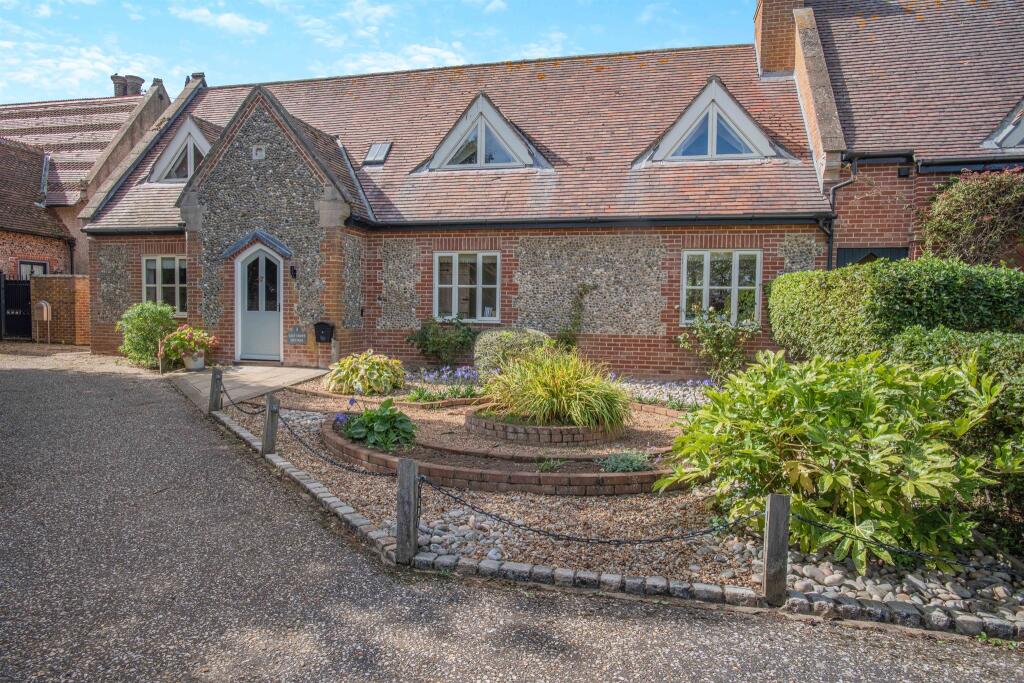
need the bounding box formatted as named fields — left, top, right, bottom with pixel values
left=224, top=401, right=760, bottom=586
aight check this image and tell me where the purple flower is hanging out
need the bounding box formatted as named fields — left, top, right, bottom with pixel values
left=348, top=398, right=357, bottom=407
left=334, top=413, right=350, bottom=425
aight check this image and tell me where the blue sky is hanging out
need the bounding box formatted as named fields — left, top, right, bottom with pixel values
left=0, top=0, right=758, bottom=103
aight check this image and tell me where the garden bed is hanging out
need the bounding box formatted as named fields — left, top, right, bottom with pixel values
left=465, top=409, right=620, bottom=445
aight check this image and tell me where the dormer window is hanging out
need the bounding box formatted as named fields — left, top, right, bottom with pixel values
left=150, top=117, right=212, bottom=183
left=641, top=76, right=779, bottom=166
left=425, top=93, right=547, bottom=171
left=671, top=105, right=756, bottom=159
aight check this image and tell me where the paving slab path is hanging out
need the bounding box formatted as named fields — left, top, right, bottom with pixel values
left=1, top=344, right=1021, bottom=682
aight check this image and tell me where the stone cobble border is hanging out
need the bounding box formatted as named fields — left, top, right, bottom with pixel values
left=322, top=421, right=667, bottom=496
left=209, top=409, right=1020, bottom=641
left=465, top=410, right=618, bottom=445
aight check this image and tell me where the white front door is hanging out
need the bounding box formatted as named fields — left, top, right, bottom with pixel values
left=239, top=250, right=281, bottom=360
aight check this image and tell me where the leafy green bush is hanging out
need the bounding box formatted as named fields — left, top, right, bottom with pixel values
left=406, top=319, right=477, bottom=365
left=115, top=302, right=177, bottom=368
left=598, top=451, right=652, bottom=473
left=474, top=328, right=551, bottom=374
left=677, top=309, right=759, bottom=382
left=922, top=169, right=1024, bottom=265
left=339, top=398, right=416, bottom=452
left=485, top=348, right=631, bottom=431
left=769, top=256, right=1024, bottom=359
left=655, top=351, right=1021, bottom=571
left=324, top=350, right=404, bottom=395
left=160, top=324, right=219, bottom=362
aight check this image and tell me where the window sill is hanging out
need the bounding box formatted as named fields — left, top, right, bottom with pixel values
left=435, top=317, right=501, bottom=325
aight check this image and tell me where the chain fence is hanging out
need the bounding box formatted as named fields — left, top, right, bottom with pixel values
left=792, top=513, right=964, bottom=566
left=276, top=410, right=397, bottom=479
left=221, top=385, right=267, bottom=416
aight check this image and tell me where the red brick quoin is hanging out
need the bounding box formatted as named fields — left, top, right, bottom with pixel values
left=321, top=421, right=667, bottom=497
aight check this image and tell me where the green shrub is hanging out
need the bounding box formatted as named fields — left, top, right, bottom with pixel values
left=922, top=169, right=1024, bottom=265
left=555, top=283, right=595, bottom=350
left=406, top=319, right=477, bottom=365
left=886, top=326, right=1024, bottom=450
left=160, top=324, right=219, bottom=362
left=324, top=350, right=404, bottom=395
left=115, top=302, right=177, bottom=368
left=339, top=398, right=415, bottom=452
left=536, top=457, right=568, bottom=473
left=655, top=351, right=1021, bottom=571
left=598, top=451, right=652, bottom=473
left=769, top=256, right=1024, bottom=359
left=484, top=348, right=631, bottom=431
left=474, top=328, right=552, bottom=374
left=677, top=309, right=759, bottom=382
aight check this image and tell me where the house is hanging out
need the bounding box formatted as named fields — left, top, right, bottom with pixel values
left=0, top=76, right=169, bottom=278
left=69, top=0, right=1022, bottom=375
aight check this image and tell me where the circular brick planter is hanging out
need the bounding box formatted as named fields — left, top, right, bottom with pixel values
left=465, top=410, right=620, bottom=445
left=321, top=421, right=668, bottom=496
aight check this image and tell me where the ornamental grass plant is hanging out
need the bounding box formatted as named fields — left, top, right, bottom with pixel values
left=484, top=347, right=630, bottom=431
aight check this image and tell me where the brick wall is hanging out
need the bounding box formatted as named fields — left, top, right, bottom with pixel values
left=88, top=233, right=187, bottom=355
left=29, top=274, right=89, bottom=345
left=0, top=230, right=70, bottom=278
left=754, top=0, right=803, bottom=74
left=357, top=224, right=827, bottom=378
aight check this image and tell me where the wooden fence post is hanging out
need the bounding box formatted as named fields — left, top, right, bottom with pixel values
left=762, top=493, right=791, bottom=607
left=208, top=368, right=223, bottom=413
left=396, top=458, right=420, bottom=566
left=261, top=392, right=280, bottom=456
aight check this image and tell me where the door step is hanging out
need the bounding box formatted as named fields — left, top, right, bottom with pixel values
left=235, top=360, right=284, bottom=367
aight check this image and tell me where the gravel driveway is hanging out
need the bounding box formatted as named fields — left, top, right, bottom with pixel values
left=1, top=344, right=1020, bottom=681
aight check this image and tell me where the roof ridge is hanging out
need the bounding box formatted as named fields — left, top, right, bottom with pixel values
left=203, top=42, right=756, bottom=92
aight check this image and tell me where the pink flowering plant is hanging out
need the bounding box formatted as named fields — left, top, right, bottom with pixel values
left=160, top=324, right=219, bottom=362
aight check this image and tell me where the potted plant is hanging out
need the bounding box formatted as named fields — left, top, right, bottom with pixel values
left=161, top=324, right=219, bottom=371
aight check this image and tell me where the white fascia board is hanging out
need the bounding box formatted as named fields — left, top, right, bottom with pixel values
left=428, top=94, right=534, bottom=170
left=149, top=117, right=213, bottom=183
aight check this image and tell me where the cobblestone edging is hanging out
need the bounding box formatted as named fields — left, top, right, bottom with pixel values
left=209, top=410, right=1021, bottom=641
left=465, top=410, right=618, bottom=445
left=322, top=421, right=667, bottom=496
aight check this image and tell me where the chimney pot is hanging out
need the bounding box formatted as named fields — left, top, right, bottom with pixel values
left=190, top=72, right=206, bottom=81
left=124, top=74, right=145, bottom=96
left=110, top=73, right=127, bottom=97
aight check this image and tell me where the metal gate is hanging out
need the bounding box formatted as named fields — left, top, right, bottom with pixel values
left=1, top=275, right=32, bottom=339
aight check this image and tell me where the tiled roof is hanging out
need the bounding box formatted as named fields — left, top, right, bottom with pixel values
left=87, top=44, right=830, bottom=232
left=0, top=138, right=70, bottom=240
left=0, top=94, right=145, bottom=205
left=809, top=0, right=1024, bottom=161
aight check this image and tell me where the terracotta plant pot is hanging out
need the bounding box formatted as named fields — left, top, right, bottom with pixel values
left=183, top=351, right=205, bottom=371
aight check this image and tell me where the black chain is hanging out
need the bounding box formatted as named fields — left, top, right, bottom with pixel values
left=418, top=475, right=757, bottom=546
left=221, top=385, right=266, bottom=416
left=277, top=411, right=396, bottom=478
left=793, top=513, right=964, bottom=566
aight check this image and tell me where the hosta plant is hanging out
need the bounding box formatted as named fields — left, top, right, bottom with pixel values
left=484, top=348, right=630, bottom=431
left=338, top=398, right=415, bottom=452
left=324, top=350, right=404, bottom=396
left=655, top=351, right=1021, bottom=572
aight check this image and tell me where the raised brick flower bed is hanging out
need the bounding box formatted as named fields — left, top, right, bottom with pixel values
left=321, top=420, right=668, bottom=496
left=465, top=410, right=619, bottom=445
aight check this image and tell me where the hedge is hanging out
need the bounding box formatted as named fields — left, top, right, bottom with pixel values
left=769, top=256, right=1024, bottom=359
left=886, top=326, right=1024, bottom=441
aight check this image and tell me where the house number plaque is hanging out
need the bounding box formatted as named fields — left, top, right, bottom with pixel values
left=287, top=325, right=307, bottom=345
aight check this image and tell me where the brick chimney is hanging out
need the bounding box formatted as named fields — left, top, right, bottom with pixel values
left=754, top=0, right=804, bottom=75
left=124, top=75, right=144, bottom=96
left=110, top=73, right=127, bottom=97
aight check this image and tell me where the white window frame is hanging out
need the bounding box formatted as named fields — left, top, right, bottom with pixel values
left=651, top=78, right=776, bottom=163
left=680, top=249, right=762, bottom=325
left=142, top=255, right=188, bottom=317
left=432, top=251, right=501, bottom=323
left=150, top=117, right=212, bottom=183
left=427, top=94, right=538, bottom=171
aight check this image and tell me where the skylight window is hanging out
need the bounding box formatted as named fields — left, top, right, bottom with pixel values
left=670, top=105, right=756, bottom=160
left=443, top=120, right=518, bottom=168
left=364, top=142, right=391, bottom=164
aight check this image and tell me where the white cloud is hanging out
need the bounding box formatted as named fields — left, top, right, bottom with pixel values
left=121, top=1, right=144, bottom=21
left=33, top=3, right=52, bottom=17
left=517, top=30, right=567, bottom=60
left=465, top=0, right=506, bottom=13
left=294, top=15, right=345, bottom=49
left=169, top=6, right=268, bottom=36
left=339, top=0, right=395, bottom=39
left=0, top=38, right=165, bottom=98
left=316, top=42, right=467, bottom=76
